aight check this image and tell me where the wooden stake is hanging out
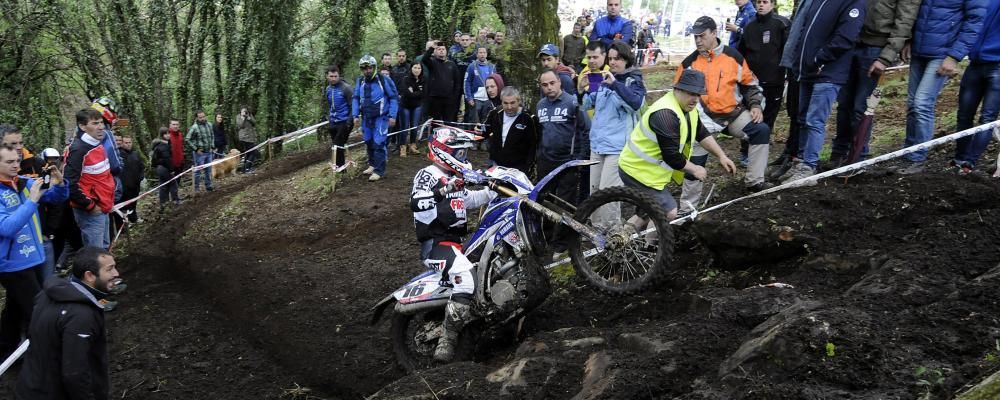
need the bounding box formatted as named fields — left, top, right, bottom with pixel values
left=331, top=146, right=339, bottom=194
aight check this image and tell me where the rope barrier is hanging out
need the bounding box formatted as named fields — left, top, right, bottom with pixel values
left=544, top=119, right=1000, bottom=270
left=670, top=119, right=1000, bottom=224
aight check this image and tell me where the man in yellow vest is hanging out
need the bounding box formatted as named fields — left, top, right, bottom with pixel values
left=619, top=69, right=736, bottom=220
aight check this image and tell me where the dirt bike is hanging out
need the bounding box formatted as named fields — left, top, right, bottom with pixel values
left=369, top=161, right=674, bottom=371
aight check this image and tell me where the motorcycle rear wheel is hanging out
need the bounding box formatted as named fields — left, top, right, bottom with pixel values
left=567, top=185, right=674, bottom=295
left=390, top=309, right=478, bottom=372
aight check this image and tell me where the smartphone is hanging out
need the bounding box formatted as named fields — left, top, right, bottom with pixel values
left=588, top=72, right=603, bottom=92
left=40, top=170, right=51, bottom=190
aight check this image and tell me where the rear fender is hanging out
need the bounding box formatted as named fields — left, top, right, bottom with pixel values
left=369, top=294, right=396, bottom=325
left=395, top=271, right=451, bottom=307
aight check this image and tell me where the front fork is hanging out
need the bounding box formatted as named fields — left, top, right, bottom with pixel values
left=489, top=183, right=608, bottom=251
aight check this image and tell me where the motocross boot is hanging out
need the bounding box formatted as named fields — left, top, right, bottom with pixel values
left=434, top=300, right=473, bottom=362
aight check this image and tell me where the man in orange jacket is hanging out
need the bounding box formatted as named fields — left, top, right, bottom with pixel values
left=675, top=16, right=773, bottom=212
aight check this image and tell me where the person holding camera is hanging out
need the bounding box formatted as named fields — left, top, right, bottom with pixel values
left=421, top=40, right=460, bottom=123
left=0, top=142, right=69, bottom=361
left=582, top=40, right=646, bottom=226
left=237, top=106, right=259, bottom=173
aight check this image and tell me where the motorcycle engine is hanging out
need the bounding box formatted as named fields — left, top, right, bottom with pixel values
left=489, top=280, right=517, bottom=306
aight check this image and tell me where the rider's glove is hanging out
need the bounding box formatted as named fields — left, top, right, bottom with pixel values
left=437, top=176, right=465, bottom=198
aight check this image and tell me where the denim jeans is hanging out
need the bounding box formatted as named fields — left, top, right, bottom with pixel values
left=954, top=61, right=1000, bottom=167
left=904, top=56, right=951, bottom=162
left=193, top=151, right=214, bottom=190
left=399, top=106, right=423, bottom=145
left=797, top=82, right=842, bottom=168
left=38, top=239, right=55, bottom=284
left=73, top=208, right=110, bottom=249
left=833, top=45, right=883, bottom=160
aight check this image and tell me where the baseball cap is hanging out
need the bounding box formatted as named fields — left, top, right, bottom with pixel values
left=674, top=69, right=707, bottom=95
left=538, top=43, right=560, bottom=58
left=691, top=16, right=717, bottom=34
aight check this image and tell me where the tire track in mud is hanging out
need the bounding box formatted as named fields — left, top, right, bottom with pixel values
left=124, top=147, right=434, bottom=397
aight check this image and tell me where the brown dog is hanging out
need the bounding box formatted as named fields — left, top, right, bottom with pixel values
left=212, top=149, right=241, bottom=179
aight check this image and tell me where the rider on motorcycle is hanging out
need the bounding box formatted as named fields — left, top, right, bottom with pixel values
left=410, top=126, right=496, bottom=362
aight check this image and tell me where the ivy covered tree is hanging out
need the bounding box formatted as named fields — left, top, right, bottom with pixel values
left=493, top=0, right=560, bottom=105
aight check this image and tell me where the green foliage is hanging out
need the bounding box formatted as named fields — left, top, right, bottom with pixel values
left=548, top=262, right=577, bottom=286
left=825, top=342, right=836, bottom=357
left=914, top=366, right=951, bottom=396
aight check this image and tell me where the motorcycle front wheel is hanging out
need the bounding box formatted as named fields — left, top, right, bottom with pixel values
left=390, top=309, right=478, bottom=372
left=567, top=185, right=674, bottom=295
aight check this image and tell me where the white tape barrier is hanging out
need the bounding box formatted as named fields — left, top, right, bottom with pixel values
left=111, top=120, right=329, bottom=213
left=0, top=339, right=29, bottom=377
left=544, top=119, right=1000, bottom=270
left=115, top=116, right=485, bottom=215
left=671, top=119, right=1000, bottom=225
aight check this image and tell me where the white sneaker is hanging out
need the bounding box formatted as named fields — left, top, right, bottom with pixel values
left=362, top=166, right=375, bottom=175
left=368, top=173, right=381, bottom=182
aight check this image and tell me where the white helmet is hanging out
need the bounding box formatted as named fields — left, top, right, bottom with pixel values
left=358, top=54, right=377, bottom=69
left=41, top=148, right=61, bottom=159
left=427, top=126, right=476, bottom=175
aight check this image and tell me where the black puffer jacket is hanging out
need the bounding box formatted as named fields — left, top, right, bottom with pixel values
left=16, top=277, right=109, bottom=400
left=150, top=138, right=172, bottom=170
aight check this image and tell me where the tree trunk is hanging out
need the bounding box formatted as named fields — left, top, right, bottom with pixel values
left=494, top=0, right=560, bottom=107
left=405, top=0, right=429, bottom=55
left=428, top=0, right=455, bottom=40
left=325, top=0, right=371, bottom=69
left=453, top=0, right=476, bottom=34
left=173, top=2, right=199, bottom=123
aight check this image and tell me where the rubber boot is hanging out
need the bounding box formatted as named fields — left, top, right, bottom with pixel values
left=433, top=301, right=472, bottom=363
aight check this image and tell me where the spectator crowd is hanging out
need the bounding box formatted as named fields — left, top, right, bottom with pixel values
left=0, top=94, right=266, bottom=397
left=334, top=0, right=998, bottom=218
left=1, top=0, right=999, bottom=397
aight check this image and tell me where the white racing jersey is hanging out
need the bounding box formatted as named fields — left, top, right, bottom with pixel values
left=410, top=165, right=495, bottom=244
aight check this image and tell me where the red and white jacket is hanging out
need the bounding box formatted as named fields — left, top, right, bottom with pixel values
left=64, top=133, right=115, bottom=213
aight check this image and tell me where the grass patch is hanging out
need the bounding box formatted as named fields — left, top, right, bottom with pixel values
left=298, top=164, right=337, bottom=196
left=548, top=260, right=577, bottom=287
left=220, top=191, right=247, bottom=219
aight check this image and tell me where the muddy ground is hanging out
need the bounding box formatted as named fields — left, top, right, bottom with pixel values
left=1, top=66, right=998, bottom=399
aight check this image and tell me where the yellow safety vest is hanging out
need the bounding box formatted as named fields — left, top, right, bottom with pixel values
left=618, top=92, right=698, bottom=190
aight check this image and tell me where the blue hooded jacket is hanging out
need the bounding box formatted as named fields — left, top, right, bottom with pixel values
left=583, top=67, right=646, bottom=155
left=352, top=74, right=399, bottom=121
left=591, top=15, right=634, bottom=46
left=970, top=0, right=1000, bottom=62
left=326, top=81, right=353, bottom=123
left=784, top=0, right=866, bottom=84
left=0, top=177, right=68, bottom=273
left=911, top=0, right=988, bottom=60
